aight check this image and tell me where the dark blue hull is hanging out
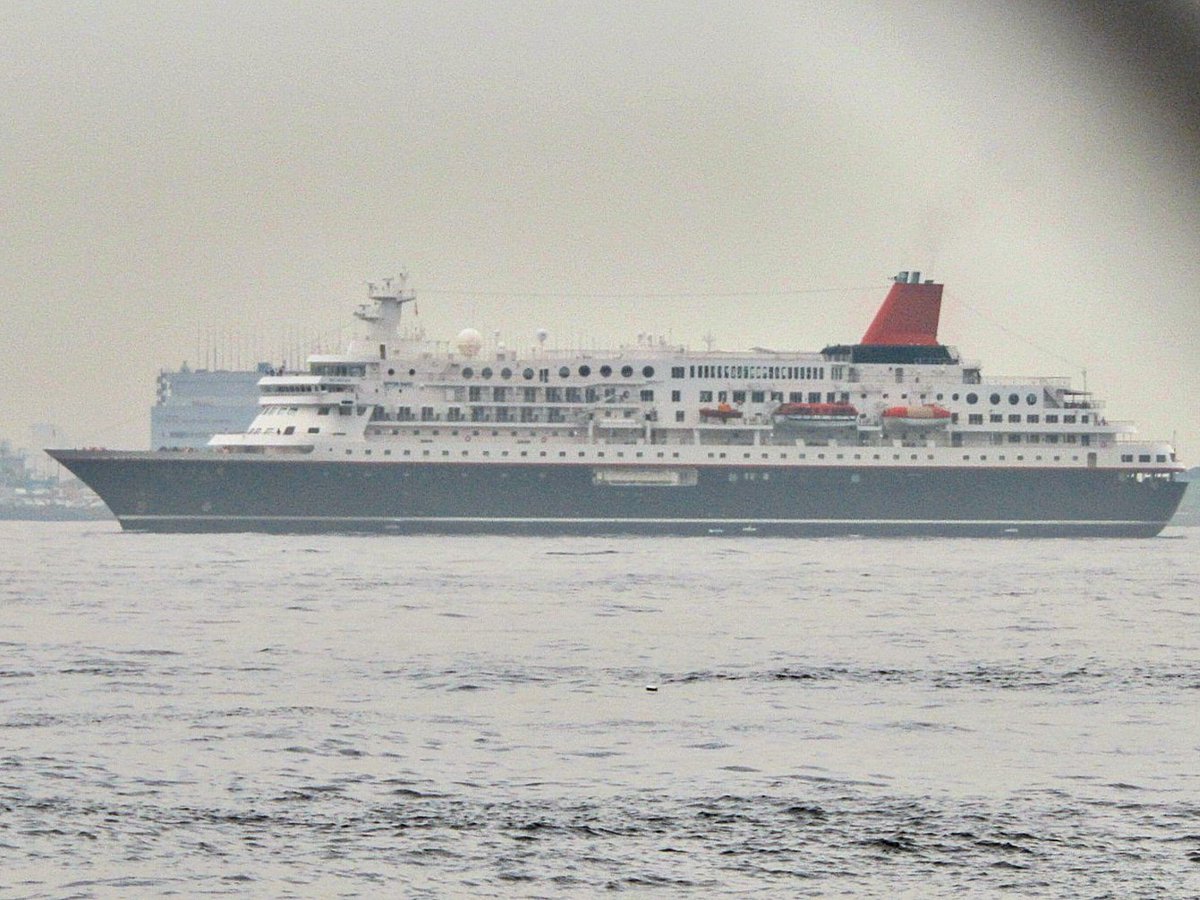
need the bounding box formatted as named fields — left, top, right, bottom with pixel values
left=48, top=450, right=1186, bottom=537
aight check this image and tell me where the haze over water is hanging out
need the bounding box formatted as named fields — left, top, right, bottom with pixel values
left=1, top=522, right=1198, bottom=896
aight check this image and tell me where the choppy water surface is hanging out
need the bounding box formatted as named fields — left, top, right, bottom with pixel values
left=0, top=522, right=1198, bottom=897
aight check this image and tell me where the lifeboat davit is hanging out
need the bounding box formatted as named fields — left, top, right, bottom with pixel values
left=773, top=402, right=859, bottom=429
left=700, top=402, right=743, bottom=422
left=881, top=404, right=952, bottom=429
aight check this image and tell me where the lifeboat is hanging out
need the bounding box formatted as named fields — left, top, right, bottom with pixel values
left=773, top=402, right=859, bottom=429
left=699, top=402, right=743, bottom=422
left=881, top=404, right=952, bottom=429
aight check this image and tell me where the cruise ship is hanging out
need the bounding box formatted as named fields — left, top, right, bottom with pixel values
left=50, top=271, right=1186, bottom=536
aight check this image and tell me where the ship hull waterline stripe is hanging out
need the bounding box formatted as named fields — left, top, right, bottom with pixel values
left=119, top=515, right=1161, bottom=526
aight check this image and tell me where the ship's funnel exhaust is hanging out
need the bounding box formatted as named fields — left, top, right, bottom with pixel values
left=860, top=270, right=943, bottom=346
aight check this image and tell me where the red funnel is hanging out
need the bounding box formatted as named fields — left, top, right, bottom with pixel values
left=861, top=278, right=943, bottom=346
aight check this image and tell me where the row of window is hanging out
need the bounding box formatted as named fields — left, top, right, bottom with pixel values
left=461, top=386, right=640, bottom=404
left=263, top=383, right=353, bottom=394
left=966, top=413, right=1089, bottom=426
left=462, top=364, right=657, bottom=381
left=1121, top=453, right=1170, bottom=463
left=965, top=392, right=1037, bottom=406
left=681, top=364, right=825, bottom=380
left=325, top=445, right=1093, bottom=465
left=310, top=364, right=367, bottom=377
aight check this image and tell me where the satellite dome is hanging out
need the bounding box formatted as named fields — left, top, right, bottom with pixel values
left=456, top=328, right=483, bottom=357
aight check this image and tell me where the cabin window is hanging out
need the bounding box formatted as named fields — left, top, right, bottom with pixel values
left=643, top=366, right=655, bottom=378
left=640, top=390, right=654, bottom=401
left=1027, top=414, right=1039, bottom=423
left=307, top=427, right=319, bottom=434
left=481, top=367, right=493, bottom=379
left=675, top=411, right=685, bottom=422
left=462, top=367, right=474, bottom=379
left=732, top=391, right=746, bottom=403
left=1045, top=415, right=1059, bottom=423
left=968, top=414, right=983, bottom=425
left=559, top=366, right=570, bottom=378
left=579, top=365, right=591, bottom=377
left=671, top=390, right=681, bottom=402
left=671, top=367, right=684, bottom=378
left=990, top=393, right=1001, bottom=405
left=600, top=365, right=612, bottom=377
left=751, top=391, right=765, bottom=403
left=700, top=390, right=713, bottom=402
left=990, top=414, right=1003, bottom=423
left=1008, top=415, right=1021, bottom=423
left=966, top=393, right=978, bottom=404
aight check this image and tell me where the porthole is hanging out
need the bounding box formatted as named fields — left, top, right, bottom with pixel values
left=600, top=365, right=612, bottom=377
left=621, top=365, right=633, bottom=378
left=559, top=366, right=570, bottom=378
left=408, top=368, right=416, bottom=376
left=481, top=367, right=493, bottom=379
left=642, top=365, right=655, bottom=378
left=952, top=393, right=960, bottom=401
left=387, top=368, right=395, bottom=376
left=462, top=367, right=474, bottom=379
left=523, top=368, right=534, bottom=380
left=1008, top=393, right=1019, bottom=405
left=501, top=368, right=512, bottom=379
left=1026, top=393, right=1037, bottom=405
left=989, top=393, right=1001, bottom=405
left=966, top=393, right=978, bottom=404
left=578, top=364, right=591, bottom=377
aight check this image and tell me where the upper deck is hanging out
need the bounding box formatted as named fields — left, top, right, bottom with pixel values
left=210, top=271, right=1183, bottom=475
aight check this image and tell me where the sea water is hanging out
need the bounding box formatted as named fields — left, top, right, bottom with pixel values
left=0, top=521, right=1197, bottom=897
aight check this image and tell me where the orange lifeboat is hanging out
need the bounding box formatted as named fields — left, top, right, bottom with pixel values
left=881, top=404, right=952, bottom=429
left=699, top=402, right=743, bottom=422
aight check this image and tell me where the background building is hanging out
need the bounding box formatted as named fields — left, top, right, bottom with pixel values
left=151, top=363, right=270, bottom=450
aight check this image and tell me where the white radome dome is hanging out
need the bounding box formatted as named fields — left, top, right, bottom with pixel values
left=456, top=328, right=483, bottom=357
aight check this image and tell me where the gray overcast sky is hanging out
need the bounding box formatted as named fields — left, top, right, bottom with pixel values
left=3, top=1, right=1198, bottom=455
